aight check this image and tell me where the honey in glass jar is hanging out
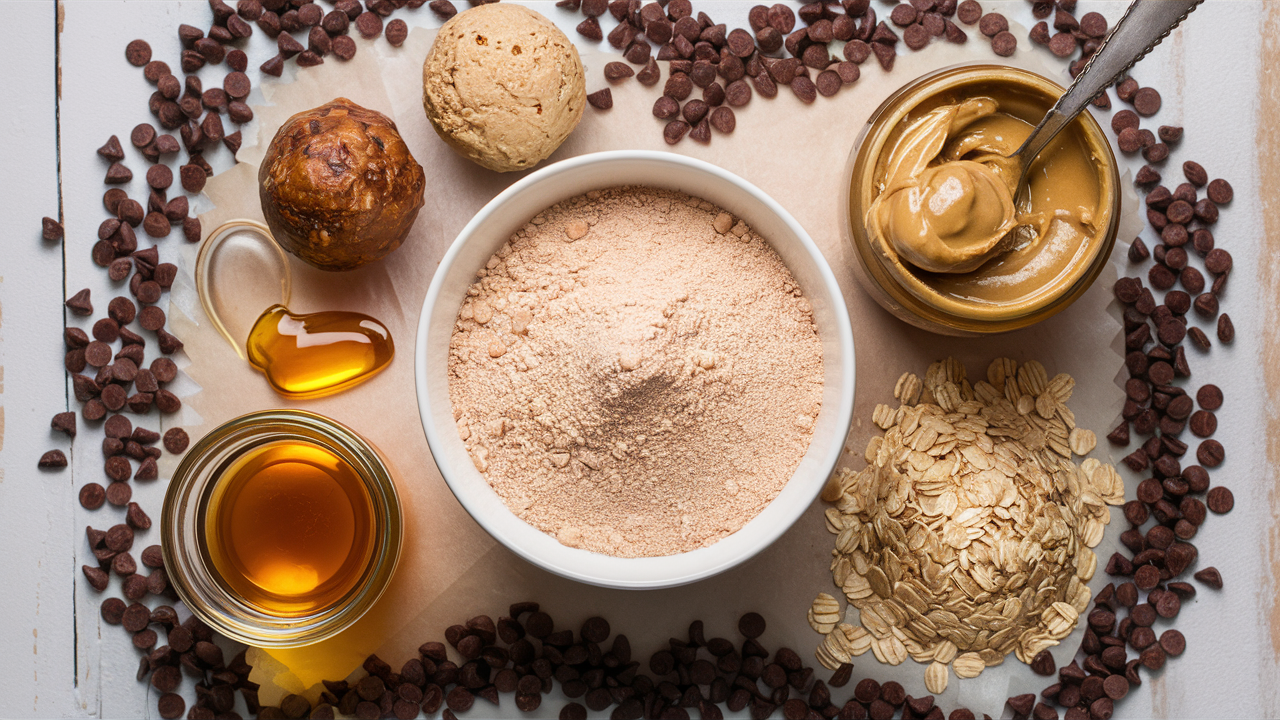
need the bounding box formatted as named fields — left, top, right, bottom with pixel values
left=163, top=410, right=402, bottom=647
left=205, top=439, right=377, bottom=617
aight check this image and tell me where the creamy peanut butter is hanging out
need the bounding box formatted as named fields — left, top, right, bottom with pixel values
left=868, top=97, right=1021, bottom=274
left=861, top=70, right=1114, bottom=314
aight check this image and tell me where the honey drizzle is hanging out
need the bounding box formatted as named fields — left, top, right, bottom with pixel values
left=246, top=304, right=394, bottom=398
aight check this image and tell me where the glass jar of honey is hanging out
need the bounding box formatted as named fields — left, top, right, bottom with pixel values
left=843, top=64, right=1121, bottom=335
left=162, top=410, right=402, bottom=647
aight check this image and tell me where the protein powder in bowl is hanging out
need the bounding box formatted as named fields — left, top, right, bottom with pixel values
left=415, top=151, right=855, bottom=589
left=450, top=186, right=823, bottom=558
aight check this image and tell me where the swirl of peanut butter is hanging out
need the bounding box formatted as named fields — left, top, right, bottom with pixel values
left=867, top=97, right=1029, bottom=275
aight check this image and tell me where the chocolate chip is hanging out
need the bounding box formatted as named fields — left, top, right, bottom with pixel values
left=1143, top=142, right=1169, bottom=163
left=1198, top=250, right=1232, bottom=279
left=623, top=39, right=652, bottom=64
left=65, top=288, right=94, bottom=317
left=870, top=40, right=896, bottom=70
left=327, top=33, right=355, bottom=61
left=1190, top=566, right=1223, bottom=591
left=75, top=481, right=109, bottom=513
left=977, top=11, right=1008, bottom=37
left=658, top=118, right=690, bottom=145
left=151, top=357, right=178, bottom=383
left=1204, top=177, right=1234, bottom=207
left=791, top=75, right=817, bottom=103
left=201, top=112, right=226, bottom=145
left=685, top=117, right=709, bottom=143
left=126, top=502, right=153, bottom=530
left=738, top=612, right=766, bottom=639
left=709, top=106, right=736, bottom=134
left=1182, top=326, right=1210, bottom=351
left=142, top=212, right=170, bottom=239
left=680, top=98, right=710, bottom=125
left=98, top=136, right=126, bottom=165
left=989, top=30, right=1016, bottom=56
left=1174, top=263, right=1203, bottom=293
left=1075, top=10, right=1106, bottom=36
left=604, top=61, right=635, bottom=84
left=810, top=69, right=841, bottom=97
left=159, top=73, right=183, bottom=101
left=1165, top=200, right=1193, bottom=226
left=218, top=73, right=249, bottom=102
left=1135, top=164, right=1161, bottom=186
left=1215, top=312, right=1235, bottom=344
left=179, top=163, right=207, bottom=194
left=38, top=449, right=68, bottom=469
left=136, top=280, right=163, bottom=305
left=1132, top=87, right=1161, bottom=116
left=689, top=60, right=717, bottom=88
left=126, top=39, right=153, bottom=67
left=1115, top=128, right=1141, bottom=155
left=702, top=81, right=727, bottom=106
left=157, top=693, right=185, bottom=720
left=890, top=4, right=918, bottom=27
left=97, top=597, right=127, bottom=626
left=1193, top=437, right=1225, bottom=469
left=1186, top=409, right=1216, bottom=438
left=652, top=95, right=680, bottom=120
left=1177, top=162, right=1207, bottom=189
left=954, top=0, right=980, bottom=23
left=664, top=72, right=693, bottom=100
left=1186, top=289, right=1218, bottom=319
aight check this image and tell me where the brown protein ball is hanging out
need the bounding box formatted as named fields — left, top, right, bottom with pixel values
left=259, top=98, right=426, bottom=271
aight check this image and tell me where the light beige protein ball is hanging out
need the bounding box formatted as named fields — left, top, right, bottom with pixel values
left=422, top=4, right=586, bottom=172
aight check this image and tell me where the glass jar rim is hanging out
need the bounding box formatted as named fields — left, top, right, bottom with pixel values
left=161, top=409, right=402, bottom=647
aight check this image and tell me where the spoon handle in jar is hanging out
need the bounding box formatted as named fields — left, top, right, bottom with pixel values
left=1015, top=0, right=1203, bottom=166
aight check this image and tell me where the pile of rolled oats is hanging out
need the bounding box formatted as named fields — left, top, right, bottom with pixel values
left=812, top=358, right=1125, bottom=694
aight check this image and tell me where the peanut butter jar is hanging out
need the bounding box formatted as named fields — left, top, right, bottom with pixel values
left=844, top=65, right=1120, bottom=335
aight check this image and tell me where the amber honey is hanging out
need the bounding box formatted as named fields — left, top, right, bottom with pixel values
left=205, top=439, right=377, bottom=617
left=246, top=304, right=394, bottom=398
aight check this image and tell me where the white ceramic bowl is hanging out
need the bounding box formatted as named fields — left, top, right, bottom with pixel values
left=415, top=151, right=855, bottom=589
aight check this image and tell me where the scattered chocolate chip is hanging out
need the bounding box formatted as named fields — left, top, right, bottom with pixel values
left=709, top=106, right=736, bottom=134
left=157, top=693, right=185, bottom=720
left=977, top=12, right=1008, bottom=37
left=605, top=61, right=634, bottom=82
left=373, top=17, right=407, bottom=46
left=1195, top=438, right=1225, bottom=468
left=39, top=449, right=68, bottom=469
left=1132, top=87, right=1162, bottom=116
left=1190, top=179, right=1226, bottom=209
left=653, top=95, right=679, bottom=119
left=65, top=288, right=94, bottom=316
left=791, top=75, right=817, bottom=104
left=991, top=30, right=1016, bottom=56
left=1216, top=312, right=1235, bottom=344
left=587, top=88, right=613, bottom=109
left=126, top=39, right=153, bottom=67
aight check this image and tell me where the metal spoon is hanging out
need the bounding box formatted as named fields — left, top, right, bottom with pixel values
left=1008, top=0, right=1203, bottom=192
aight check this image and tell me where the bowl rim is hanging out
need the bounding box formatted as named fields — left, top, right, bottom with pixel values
left=414, top=149, right=856, bottom=589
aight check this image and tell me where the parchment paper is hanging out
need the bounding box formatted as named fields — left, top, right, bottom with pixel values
left=170, top=26, right=1144, bottom=716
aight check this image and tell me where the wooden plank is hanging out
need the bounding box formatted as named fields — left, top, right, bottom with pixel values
left=0, top=1, right=82, bottom=717
left=56, top=3, right=206, bottom=715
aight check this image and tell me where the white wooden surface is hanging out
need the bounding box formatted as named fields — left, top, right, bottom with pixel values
left=0, top=0, right=1274, bottom=717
